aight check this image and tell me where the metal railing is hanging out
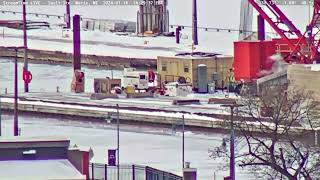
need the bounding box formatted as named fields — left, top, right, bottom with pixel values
left=89, top=163, right=182, bottom=180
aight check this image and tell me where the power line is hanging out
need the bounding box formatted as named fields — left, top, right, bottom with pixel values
left=169, top=24, right=277, bottom=35
left=0, top=9, right=278, bottom=35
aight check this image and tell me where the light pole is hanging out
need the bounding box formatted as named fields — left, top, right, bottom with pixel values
left=6, top=46, right=25, bottom=136
left=0, top=92, right=1, bottom=136
left=221, top=103, right=243, bottom=180
left=14, top=48, right=18, bottom=136
left=182, top=114, right=185, bottom=169
left=116, top=104, right=120, bottom=180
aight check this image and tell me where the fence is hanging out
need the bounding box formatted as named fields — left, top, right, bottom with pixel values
left=89, top=163, right=182, bottom=180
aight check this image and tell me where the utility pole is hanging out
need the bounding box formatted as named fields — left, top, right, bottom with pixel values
left=73, top=15, right=81, bottom=71
left=229, top=106, right=235, bottom=180
left=66, top=0, right=71, bottom=29
left=14, top=48, right=19, bottom=136
left=221, top=103, right=243, bottom=180
left=116, top=104, right=120, bottom=180
left=192, top=0, right=198, bottom=45
left=182, top=115, right=185, bottom=169
left=0, top=92, right=2, bottom=136
left=22, top=0, right=29, bottom=92
left=4, top=46, right=24, bottom=136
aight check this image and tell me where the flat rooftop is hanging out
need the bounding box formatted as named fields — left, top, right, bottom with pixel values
left=0, top=159, right=85, bottom=180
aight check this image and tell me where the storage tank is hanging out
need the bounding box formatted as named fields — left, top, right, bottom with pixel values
left=197, top=64, right=208, bottom=93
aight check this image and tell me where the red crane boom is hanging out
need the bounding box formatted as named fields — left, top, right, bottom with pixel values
left=247, top=0, right=320, bottom=63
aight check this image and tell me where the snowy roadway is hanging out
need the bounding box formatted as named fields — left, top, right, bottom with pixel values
left=1, top=114, right=255, bottom=180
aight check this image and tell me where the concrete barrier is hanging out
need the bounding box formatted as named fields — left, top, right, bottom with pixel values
left=90, top=93, right=118, bottom=100
left=172, top=99, right=200, bottom=105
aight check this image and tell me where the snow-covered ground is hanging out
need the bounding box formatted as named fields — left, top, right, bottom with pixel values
left=0, top=114, right=255, bottom=180
left=0, top=26, right=237, bottom=58
left=0, top=58, right=122, bottom=93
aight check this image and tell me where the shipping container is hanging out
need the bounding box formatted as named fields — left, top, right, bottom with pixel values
left=234, top=41, right=261, bottom=81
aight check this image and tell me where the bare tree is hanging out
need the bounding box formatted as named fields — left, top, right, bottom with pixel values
left=238, top=84, right=320, bottom=179
left=210, top=84, right=320, bottom=179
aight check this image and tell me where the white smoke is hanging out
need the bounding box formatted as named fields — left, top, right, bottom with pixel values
left=259, top=54, right=288, bottom=77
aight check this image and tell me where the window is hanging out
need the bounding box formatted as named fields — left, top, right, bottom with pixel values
left=140, top=75, right=146, bottom=80
left=184, top=63, right=189, bottom=73
left=162, top=62, right=167, bottom=72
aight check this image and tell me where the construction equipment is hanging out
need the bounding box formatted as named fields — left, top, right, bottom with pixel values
left=122, top=68, right=149, bottom=90
left=122, top=68, right=164, bottom=94
left=247, top=0, right=320, bottom=63
left=164, top=82, right=192, bottom=97
left=94, top=77, right=121, bottom=94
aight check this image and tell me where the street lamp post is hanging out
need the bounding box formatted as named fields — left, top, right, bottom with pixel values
left=14, top=48, right=19, bottom=136
left=116, top=104, right=120, bottom=180
left=182, top=114, right=185, bottom=169
left=6, top=46, right=25, bottom=136
left=0, top=92, right=1, bottom=136
left=221, top=103, right=243, bottom=180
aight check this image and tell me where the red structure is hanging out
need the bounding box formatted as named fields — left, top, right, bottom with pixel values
left=234, top=41, right=276, bottom=81
left=234, top=0, right=320, bottom=80
left=22, top=67, right=32, bottom=84
left=261, top=40, right=276, bottom=70
left=234, top=41, right=261, bottom=81
left=247, top=0, right=320, bottom=63
left=71, top=70, right=85, bottom=93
